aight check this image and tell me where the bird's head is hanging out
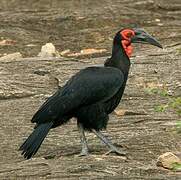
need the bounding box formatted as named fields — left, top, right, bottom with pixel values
left=114, top=28, right=162, bottom=58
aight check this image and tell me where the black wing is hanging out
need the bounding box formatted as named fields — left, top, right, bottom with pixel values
left=32, top=66, right=124, bottom=124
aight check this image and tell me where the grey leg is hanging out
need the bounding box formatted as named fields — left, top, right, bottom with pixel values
left=77, top=122, right=89, bottom=156
left=92, top=130, right=126, bottom=156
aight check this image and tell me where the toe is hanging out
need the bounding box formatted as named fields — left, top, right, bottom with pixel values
left=105, top=149, right=127, bottom=156
left=77, top=150, right=89, bottom=157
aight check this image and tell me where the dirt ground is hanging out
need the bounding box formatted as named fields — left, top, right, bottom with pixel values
left=0, top=0, right=180, bottom=179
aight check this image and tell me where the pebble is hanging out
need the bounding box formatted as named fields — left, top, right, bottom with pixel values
left=38, top=43, right=60, bottom=57
left=0, top=52, right=22, bottom=61
left=156, top=152, right=181, bottom=169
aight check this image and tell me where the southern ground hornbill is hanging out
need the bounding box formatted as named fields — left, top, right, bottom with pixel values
left=19, top=28, right=162, bottom=159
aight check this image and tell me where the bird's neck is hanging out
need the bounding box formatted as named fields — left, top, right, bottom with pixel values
left=104, top=41, right=131, bottom=77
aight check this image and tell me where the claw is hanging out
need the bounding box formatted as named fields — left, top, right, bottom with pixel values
left=77, top=150, right=89, bottom=157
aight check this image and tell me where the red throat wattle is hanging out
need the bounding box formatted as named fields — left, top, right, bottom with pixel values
left=120, top=29, right=135, bottom=58
left=121, top=40, right=133, bottom=58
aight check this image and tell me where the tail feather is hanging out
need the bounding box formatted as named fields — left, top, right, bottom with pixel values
left=19, top=122, right=53, bottom=159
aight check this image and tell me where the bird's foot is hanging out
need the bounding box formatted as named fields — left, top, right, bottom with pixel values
left=77, top=149, right=89, bottom=157
left=105, top=147, right=126, bottom=156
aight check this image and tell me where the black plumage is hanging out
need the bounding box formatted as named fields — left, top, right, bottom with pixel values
left=19, top=28, right=162, bottom=159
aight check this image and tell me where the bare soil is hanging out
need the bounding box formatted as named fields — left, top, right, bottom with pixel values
left=0, top=0, right=180, bottom=179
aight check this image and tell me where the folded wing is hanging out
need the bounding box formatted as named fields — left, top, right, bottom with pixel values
left=32, top=67, right=124, bottom=124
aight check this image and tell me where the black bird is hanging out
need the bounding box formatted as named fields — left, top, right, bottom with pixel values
left=19, top=28, right=162, bottom=159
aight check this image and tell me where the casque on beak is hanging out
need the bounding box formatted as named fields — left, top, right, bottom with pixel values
left=131, top=28, right=163, bottom=48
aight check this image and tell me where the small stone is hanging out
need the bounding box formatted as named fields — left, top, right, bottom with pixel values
left=156, top=152, right=181, bottom=169
left=155, top=18, right=161, bottom=22
left=157, top=23, right=163, bottom=26
left=26, top=44, right=37, bottom=47
left=114, top=109, right=126, bottom=116
left=0, top=52, right=22, bottom=61
left=38, top=43, right=60, bottom=57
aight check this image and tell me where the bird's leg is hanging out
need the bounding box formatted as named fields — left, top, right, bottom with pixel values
left=92, top=130, right=126, bottom=156
left=77, top=122, right=89, bottom=156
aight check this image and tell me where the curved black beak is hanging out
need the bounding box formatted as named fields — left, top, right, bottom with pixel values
left=131, top=28, right=163, bottom=48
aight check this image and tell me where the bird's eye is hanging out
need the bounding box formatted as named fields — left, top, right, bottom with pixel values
left=120, top=29, right=135, bottom=40
left=127, top=31, right=133, bottom=38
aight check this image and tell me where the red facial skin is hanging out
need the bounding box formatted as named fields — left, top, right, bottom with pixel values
left=120, top=29, right=135, bottom=58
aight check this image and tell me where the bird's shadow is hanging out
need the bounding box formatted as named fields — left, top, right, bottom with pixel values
left=42, top=144, right=125, bottom=159
left=42, top=145, right=84, bottom=159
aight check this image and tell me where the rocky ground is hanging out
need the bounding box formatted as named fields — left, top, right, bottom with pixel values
left=0, top=0, right=180, bottom=179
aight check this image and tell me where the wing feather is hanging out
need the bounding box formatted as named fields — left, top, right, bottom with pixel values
left=32, top=67, right=124, bottom=124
